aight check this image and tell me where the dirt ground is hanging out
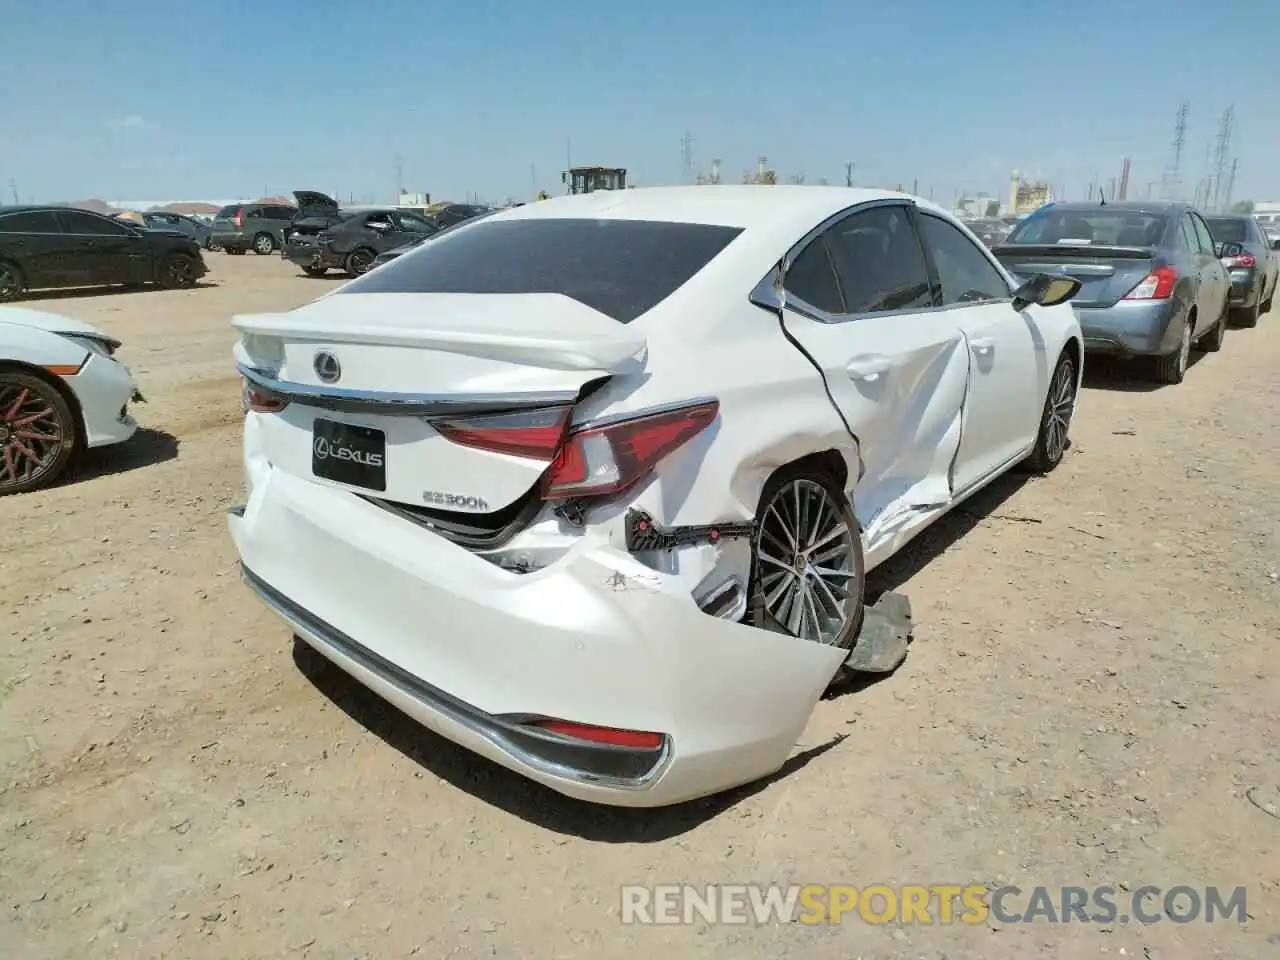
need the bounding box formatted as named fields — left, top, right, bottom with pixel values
left=1, top=254, right=1277, bottom=960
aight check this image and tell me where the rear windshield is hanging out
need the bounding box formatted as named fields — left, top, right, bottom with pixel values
left=1205, top=218, right=1247, bottom=243
left=1006, top=210, right=1168, bottom=247
left=216, top=205, right=241, bottom=218
left=343, top=218, right=745, bottom=323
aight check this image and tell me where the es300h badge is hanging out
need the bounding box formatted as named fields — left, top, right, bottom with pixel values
left=422, top=490, right=490, bottom=511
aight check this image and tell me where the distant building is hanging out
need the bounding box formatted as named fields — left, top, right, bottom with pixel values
left=1006, top=170, right=1053, bottom=216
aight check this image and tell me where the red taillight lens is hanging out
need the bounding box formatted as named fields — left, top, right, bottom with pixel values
left=1123, top=265, right=1178, bottom=300
left=1222, top=253, right=1257, bottom=269
left=431, top=405, right=574, bottom=460
left=532, top=719, right=664, bottom=749
left=542, top=400, right=719, bottom=500
left=233, top=210, right=244, bottom=229
left=242, top=378, right=288, bottom=413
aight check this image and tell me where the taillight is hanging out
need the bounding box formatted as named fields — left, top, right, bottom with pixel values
left=542, top=400, right=719, bottom=500
left=531, top=719, right=664, bottom=749
left=430, top=405, right=574, bottom=460
left=1123, top=265, right=1178, bottom=300
left=1222, top=253, right=1257, bottom=269
left=233, top=211, right=244, bottom=229
left=242, top=378, right=288, bottom=413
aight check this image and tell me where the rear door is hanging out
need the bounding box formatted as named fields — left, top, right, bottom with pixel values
left=0, top=210, right=67, bottom=288
left=1189, top=212, right=1228, bottom=325
left=53, top=210, right=150, bottom=284
left=776, top=201, right=969, bottom=537
left=915, top=212, right=1041, bottom=490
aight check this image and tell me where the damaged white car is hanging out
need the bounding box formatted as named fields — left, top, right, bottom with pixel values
left=228, top=186, right=1083, bottom=807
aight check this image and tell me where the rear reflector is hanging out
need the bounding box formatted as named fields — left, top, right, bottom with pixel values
left=243, top=378, right=289, bottom=413
left=543, top=400, right=719, bottom=500
left=532, top=719, right=664, bottom=749
left=431, top=405, right=574, bottom=460
left=1123, top=265, right=1178, bottom=300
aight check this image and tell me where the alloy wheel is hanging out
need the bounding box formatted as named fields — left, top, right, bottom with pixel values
left=254, top=234, right=274, bottom=254
left=0, top=378, right=65, bottom=492
left=755, top=478, right=860, bottom=645
left=348, top=251, right=373, bottom=275
left=165, top=255, right=195, bottom=288
left=1044, top=357, right=1076, bottom=463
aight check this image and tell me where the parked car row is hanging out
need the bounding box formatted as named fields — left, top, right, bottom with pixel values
left=990, top=201, right=1278, bottom=383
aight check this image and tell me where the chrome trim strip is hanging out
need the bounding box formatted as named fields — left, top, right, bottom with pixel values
left=237, top=363, right=580, bottom=417
left=239, top=564, right=670, bottom=791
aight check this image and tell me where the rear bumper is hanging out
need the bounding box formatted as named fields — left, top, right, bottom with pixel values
left=227, top=457, right=844, bottom=807
left=1074, top=299, right=1182, bottom=357
left=213, top=231, right=249, bottom=251
left=283, top=242, right=342, bottom=270
left=1227, top=268, right=1260, bottom=306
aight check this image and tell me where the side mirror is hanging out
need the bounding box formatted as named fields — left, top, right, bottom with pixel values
left=1011, top=272, right=1081, bottom=310
left=1216, top=241, right=1244, bottom=259
left=1271, top=237, right=1280, bottom=251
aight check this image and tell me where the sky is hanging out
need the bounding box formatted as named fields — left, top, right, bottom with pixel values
left=1, top=0, right=1277, bottom=206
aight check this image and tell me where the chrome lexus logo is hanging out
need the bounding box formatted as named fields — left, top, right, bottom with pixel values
left=314, top=351, right=341, bottom=384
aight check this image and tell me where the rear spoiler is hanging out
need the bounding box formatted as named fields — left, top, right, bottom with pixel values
left=992, top=243, right=1153, bottom=259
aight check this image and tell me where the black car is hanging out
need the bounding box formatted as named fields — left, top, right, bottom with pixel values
left=0, top=206, right=207, bottom=302
left=1203, top=215, right=1280, bottom=327
left=287, top=207, right=440, bottom=277
left=430, top=203, right=491, bottom=228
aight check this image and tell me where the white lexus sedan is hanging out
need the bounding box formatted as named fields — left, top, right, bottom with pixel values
left=229, top=187, right=1082, bottom=807
left=1, top=307, right=142, bottom=495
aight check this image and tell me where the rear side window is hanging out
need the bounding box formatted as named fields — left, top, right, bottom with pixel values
left=1205, top=217, right=1247, bottom=243
left=824, top=205, right=933, bottom=314
left=0, top=211, right=61, bottom=233
left=344, top=218, right=744, bottom=323
left=56, top=211, right=131, bottom=236
left=216, top=205, right=241, bottom=219
left=784, top=238, right=843, bottom=314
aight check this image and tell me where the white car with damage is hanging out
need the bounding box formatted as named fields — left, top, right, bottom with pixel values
left=229, top=186, right=1084, bottom=807
left=0, top=306, right=142, bottom=495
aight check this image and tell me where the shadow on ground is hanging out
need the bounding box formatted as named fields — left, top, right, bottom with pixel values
left=1082, top=351, right=1204, bottom=393
left=65, top=427, right=179, bottom=483
left=293, top=639, right=846, bottom=841
left=16, top=282, right=218, bottom=303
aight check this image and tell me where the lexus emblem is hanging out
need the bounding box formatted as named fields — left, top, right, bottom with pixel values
left=314, top=351, right=341, bottom=384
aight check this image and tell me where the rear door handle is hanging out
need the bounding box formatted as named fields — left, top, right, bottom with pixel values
left=846, top=355, right=891, bottom=381
left=970, top=337, right=995, bottom=354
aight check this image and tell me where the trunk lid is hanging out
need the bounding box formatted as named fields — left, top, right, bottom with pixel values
left=992, top=243, right=1155, bottom=307
left=292, top=190, right=340, bottom=217
left=233, top=293, right=646, bottom=512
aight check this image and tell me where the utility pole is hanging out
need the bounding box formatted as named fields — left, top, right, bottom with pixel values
left=8, top=178, right=17, bottom=205
left=530, top=164, right=537, bottom=199
left=912, top=177, right=918, bottom=195
left=844, top=162, right=854, bottom=187
left=394, top=155, right=403, bottom=200
left=1211, top=106, right=1234, bottom=212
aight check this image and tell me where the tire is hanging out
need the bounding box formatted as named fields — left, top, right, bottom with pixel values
left=0, top=260, right=25, bottom=302
left=226, top=247, right=246, bottom=256
left=302, top=265, right=328, bottom=277
left=344, top=248, right=375, bottom=277
left=1154, top=314, right=1193, bottom=384
left=158, top=252, right=198, bottom=289
left=1023, top=349, right=1077, bottom=474
left=0, top=369, right=77, bottom=495
left=1200, top=298, right=1227, bottom=353
left=252, top=232, right=276, bottom=255
left=1231, top=299, right=1259, bottom=329
left=749, top=464, right=865, bottom=650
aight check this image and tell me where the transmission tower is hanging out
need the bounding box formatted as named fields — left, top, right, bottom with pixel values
left=680, top=132, right=694, bottom=184
left=1211, top=106, right=1234, bottom=212
left=1161, top=102, right=1188, bottom=200
left=1223, top=157, right=1238, bottom=212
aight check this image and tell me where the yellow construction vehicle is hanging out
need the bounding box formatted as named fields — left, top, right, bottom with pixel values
left=561, top=165, right=627, bottom=195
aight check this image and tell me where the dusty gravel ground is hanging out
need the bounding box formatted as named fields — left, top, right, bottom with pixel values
left=1, top=254, right=1277, bottom=960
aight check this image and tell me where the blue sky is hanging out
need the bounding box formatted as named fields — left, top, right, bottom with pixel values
left=1, top=0, right=1277, bottom=205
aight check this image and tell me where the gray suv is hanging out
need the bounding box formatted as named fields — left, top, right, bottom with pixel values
left=211, top=201, right=298, bottom=255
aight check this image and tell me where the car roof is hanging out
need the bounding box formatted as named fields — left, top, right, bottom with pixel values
left=489, top=185, right=934, bottom=233
left=1039, top=200, right=1186, bottom=215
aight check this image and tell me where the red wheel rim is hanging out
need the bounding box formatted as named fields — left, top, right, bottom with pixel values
left=0, top=380, right=64, bottom=490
